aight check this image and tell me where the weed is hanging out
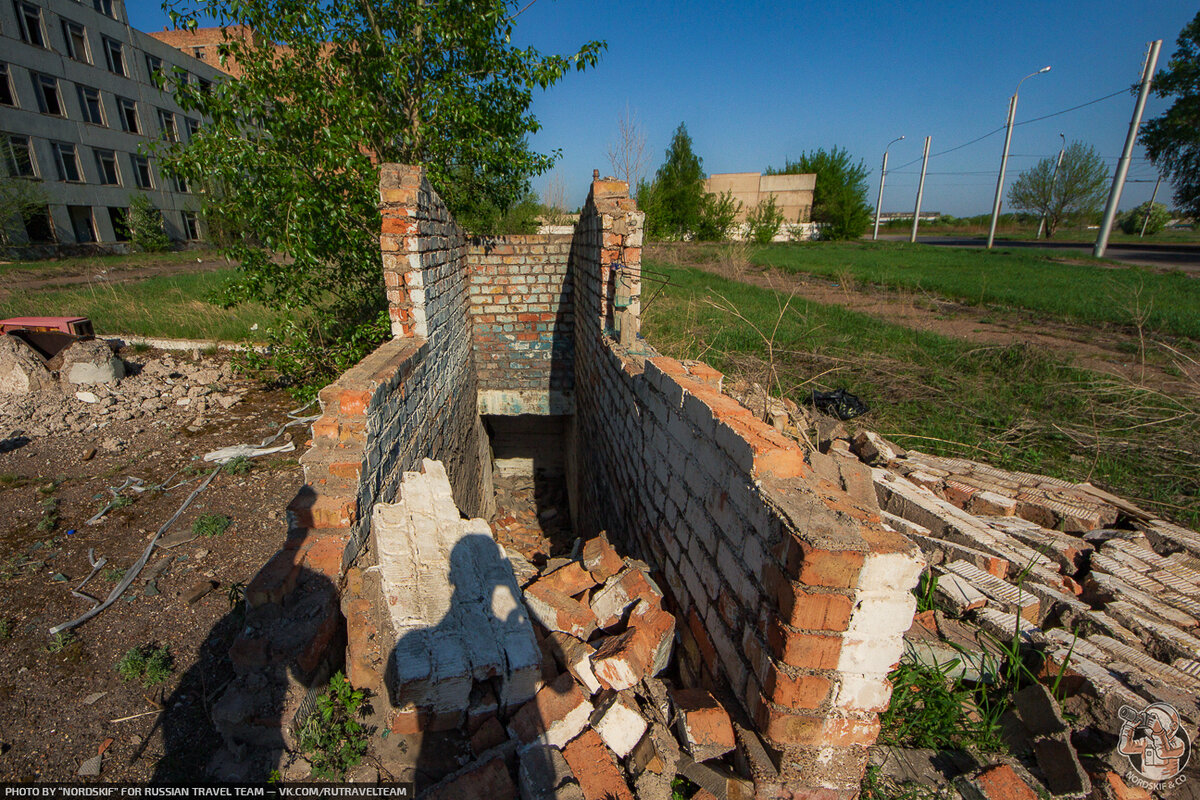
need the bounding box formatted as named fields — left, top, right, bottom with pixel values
left=46, top=631, right=74, bottom=654
left=110, top=496, right=133, bottom=509
left=223, top=456, right=252, bottom=475
left=0, top=618, right=10, bottom=639
left=36, top=478, right=63, bottom=496
left=130, top=342, right=152, bottom=354
left=861, top=764, right=952, bottom=800
left=192, top=513, right=231, bottom=538
left=915, top=570, right=939, bottom=614
left=116, top=644, right=174, bottom=687
left=296, top=671, right=367, bottom=780
left=102, top=567, right=126, bottom=583
left=880, top=657, right=1004, bottom=753
left=201, top=343, right=221, bottom=357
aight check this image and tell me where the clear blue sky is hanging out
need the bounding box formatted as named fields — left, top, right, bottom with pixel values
left=128, top=0, right=1198, bottom=217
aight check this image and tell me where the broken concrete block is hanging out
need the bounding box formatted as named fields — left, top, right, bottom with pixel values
left=545, top=632, right=602, bottom=695
left=524, top=582, right=599, bottom=640
left=580, top=532, right=624, bottom=582
left=424, top=754, right=516, bottom=800
left=943, top=560, right=1039, bottom=623
left=562, top=728, right=634, bottom=800
left=671, top=689, right=735, bottom=762
left=590, top=566, right=661, bottom=629
left=931, top=570, right=987, bottom=614
left=590, top=630, right=648, bottom=691
left=852, top=430, right=898, bottom=465
left=1011, top=684, right=1067, bottom=737
left=590, top=691, right=647, bottom=759
left=629, top=599, right=675, bottom=677
left=518, top=745, right=579, bottom=800
left=1032, top=736, right=1091, bottom=797
left=968, top=490, right=1017, bottom=517
left=508, top=672, right=594, bottom=749
left=59, top=339, right=125, bottom=386
left=0, top=334, right=55, bottom=394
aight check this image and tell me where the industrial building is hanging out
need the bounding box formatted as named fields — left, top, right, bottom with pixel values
left=0, top=0, right=226, bottom=248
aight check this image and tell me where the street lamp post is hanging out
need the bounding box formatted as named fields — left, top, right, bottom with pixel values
left=987, top=66, right=1051, bottom=249
left=1036, top=133, right=1066, bottom=239
left=872, top=135, right=905, bottom=241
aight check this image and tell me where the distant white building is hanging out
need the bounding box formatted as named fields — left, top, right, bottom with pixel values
left=1, top=0, right=227, bottom=249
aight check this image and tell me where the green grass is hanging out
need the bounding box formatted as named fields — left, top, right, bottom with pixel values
left=749, top=241, right=1200, bottom=339
left=0, top=248, right=221, bottom=276
left=0, top=269, right=284, bottom=342
left=642, top=261, right=1200, bottom=526
left=192, top=513, right=231, bottom=538
left=116, top=644, right=173, bottom=687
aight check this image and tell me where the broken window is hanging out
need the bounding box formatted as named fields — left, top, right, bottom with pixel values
left=117, top=96, right=139, bottom=132
left=14, top=1, right=45, bottom=47
left=24, top=207, right=55, bottom=242
left=145, top=53, right=163, bottom=84
left=76, top=84, right=105, bottom=125
left=94, top=149, right=119, bottom=185
left=2, top=133, right=37, bottom=178
left=108, top=207, right=130, bottom=241
left=157, top=108, right=177, bottom=142
left=52, top=142, right=82, bottom=182
left=61, top=20, right=89, bottom=63
left=184, top=117, right=200, bottom=140
left=181, top=211, right=200, bottom=240
left=103, top=37, right=125, bottom=76
left=0, top=65, right=15, bottom=107
left=92, top=0, right=114, bottom=18
left=31, top=72, right=63, bottom=116
left=131, top=154, right=153, bottom=189
left=68, top=206, right=96, bottom=243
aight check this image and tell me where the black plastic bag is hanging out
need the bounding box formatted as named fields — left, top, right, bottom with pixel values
left=808, top=389, right=870, bottom=420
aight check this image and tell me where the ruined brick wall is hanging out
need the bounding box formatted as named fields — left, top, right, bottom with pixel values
left=466, top=235, right=574, bottom=415
left=569, top=177, right=924, bottom=795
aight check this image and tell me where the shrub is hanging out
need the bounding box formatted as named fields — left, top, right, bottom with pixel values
left=695, top=190, right=742, bottom=241
left=297, top=672, right=367, bottom=780
left=746, top=195, right=785, bottom=244
left=128, top=194, right=170, bottom=252
left=116, top=643, right=174, bottom=686
left=1118, top=201, right=1172, bottom=235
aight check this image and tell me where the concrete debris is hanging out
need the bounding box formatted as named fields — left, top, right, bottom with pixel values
left=59, top=339, right=125, bottom=386
left=0, top=334, right=55, bottom=395
left=671, top=689, right=736, bottom=763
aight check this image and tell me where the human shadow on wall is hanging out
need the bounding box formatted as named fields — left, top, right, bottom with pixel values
left=388, top=533, right=559, bottom=796
left=150, top=564, right=339, bottom=783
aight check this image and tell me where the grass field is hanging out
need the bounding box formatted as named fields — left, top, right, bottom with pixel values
left=642, top=260, right=1199, bottom=526
left=0, top=269, right=282, bottom=342
left=751, top=241, right=1200, bottom=339
left=0, top=248, right=220, bottom=277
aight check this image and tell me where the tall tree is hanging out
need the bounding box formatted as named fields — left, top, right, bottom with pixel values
left=640, top=122, right=705, bottom=240
left=162, top=0, right=603, bottom=391
left=606, top=104, right=648, bottom=194
left=1141, top=10, right=1200, bottom=221
left=767, top=147, right=871, bottom=240
left=1006, top=141, right=1108, bottom=238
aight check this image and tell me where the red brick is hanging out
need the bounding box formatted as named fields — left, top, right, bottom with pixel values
left=344, top=597, right=378, bottom=691
left=755, top=706, right=880, bottom=748
left=469, top=716, right=508, bottom=757
left=424, top=755, right=515, bottom=800
left=591, top=629, right=649, bottom=690
left=380, top=216, right=416, bottom=235
left=969, top=765, right=1040, bottom=800
left=229, top=633, right=271, bottom=669
left=328, top=460, right=361, bottom=480
left=288, top=493, right=356, bottom=529
left=942, top=480, right=978, bottom=510
left=776, top=584, right=854, bottom=631
left=311, top=415, right=339, bottom=442
left=686, top=607, right=718, bottom=666
left=761, top=663, right=832, bottom=710
left=507, top=672, right=593, bottom=747
left=524, top=582, right=598, bottom=639
left=1097, top=771, right=1152, bottom=800
left=767, top=622, right=842, bottom=671
left=630, top=601, right=675, bottom=677
left=563, top=729, right=634, bottom=800
left=536, top=562, right=598, bottom=597
left=581, top=533, right=624, bottom=582
left=671, top=688, right=735, bottom=761
left=338, top=419, right=366, bottom=445
left=302, top=534, right=349, bottom=581
left=296, top=588, right=342, bottom=674
left=338, top=389, right=370, bottom=416
left=246, top=548, right=305, bottom=607
left=775, top=535, right=865, bottom=589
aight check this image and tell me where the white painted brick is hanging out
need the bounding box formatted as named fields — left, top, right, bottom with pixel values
left=845, top=591, right=917, bottom=637
left=837, top=634, right=905, bottom=674
left=834, top=673, right=894, bottom=712
left=856, top=549, right=925, bottom=593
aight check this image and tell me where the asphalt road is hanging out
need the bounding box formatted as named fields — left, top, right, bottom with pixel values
left=877, top=235, right=1200, bottom=273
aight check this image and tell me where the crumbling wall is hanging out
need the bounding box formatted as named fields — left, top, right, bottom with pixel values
left=467, top=234, right=574, bottom=415
left=569, top=176, right=925, bottom=796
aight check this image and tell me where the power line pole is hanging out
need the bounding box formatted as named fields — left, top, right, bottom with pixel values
left=1094, top=39, right=1162, bottom=258
left=1139, top=174, right=1162, bottom=237
left=988, top=66, right=1051, bottom=249
left=1036, top=133, right=1066, bottom=239
left=873, top=136, right=904, bottom=240
left=910, top=136, right=931, bottom=243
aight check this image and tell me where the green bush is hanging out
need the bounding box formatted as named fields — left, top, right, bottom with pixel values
left=116, top=644, right=173, bottom=686
left=128, top=194, right=171, bottom=252
left=298, top=672, right=368, bottom=780
left=746, top=195, right=785, bottom=244
left=192, top=513, right=231, bottom=538
left=695, top=190, right=741, bottom=242
left=1118, top=201, right=1172, bottom=235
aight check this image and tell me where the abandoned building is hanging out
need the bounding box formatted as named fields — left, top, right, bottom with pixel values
left=213, top=165, right=1200, bottom=799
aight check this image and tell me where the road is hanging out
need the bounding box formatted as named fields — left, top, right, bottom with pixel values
left=877, top=235, right=1200, bottom=273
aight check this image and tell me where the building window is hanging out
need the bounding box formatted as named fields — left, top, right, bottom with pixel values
left=157, top=109, right=178, bottom=142
left=171, top=172, right=189, bottom=193
left=76, top=85, right=105, bottom=125
left=14, top=1, right=46, bottom=47
left=51, top=142, right=82, bottom=182
left=184, top=117, right=200, bottom=139
left=94, top=149, right=119, bottom=185
left=24, top=207, right=55, bottom=242
left=31, top=72, right=63, bottom=116
left=68, top=206, right=96, bottom=243
left=181, top=211, right=200, bottom=240
left=108, top=207, right=129, bottom=241
left=102, top=37, right=125, bottom=76
left=2, top=133, right=37, bottom=178
left=61, top=20, right=89, bottom=63
left=0, top=64, right=15, bottom=107
left=117, top=96, right=139, bottom=132
left=198, top=77, right=212, bottom=95
left=145, top=54, right=163, bottom=83
left=92, top=0, right=114, bottom=18
left=131, top=154, right=153, bottom=189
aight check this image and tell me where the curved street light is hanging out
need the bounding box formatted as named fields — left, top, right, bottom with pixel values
left=1036, top=133, right=1066, bottom=239
left=872, top=135, right=905, bottom=241
left=987, top=66, right=1051, bottom=249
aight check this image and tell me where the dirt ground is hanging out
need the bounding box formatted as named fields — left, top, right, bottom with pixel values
left=0, top=254, right=231, bottom=300
left=0, top=348, right=303, bottom=781
left=648, top=243, right=1200, bottom=398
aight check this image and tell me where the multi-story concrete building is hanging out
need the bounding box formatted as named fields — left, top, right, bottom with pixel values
left=0, top=0, right=226, bottom=248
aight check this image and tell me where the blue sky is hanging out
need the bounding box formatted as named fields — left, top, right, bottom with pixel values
left=128, top=0, right=1198, bottom=216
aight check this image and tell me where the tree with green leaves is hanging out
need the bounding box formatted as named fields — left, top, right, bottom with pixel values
left=1006, top=141, right=1108, bottom=238
left=127, top=193, right=171, bottom=252
left=1118, top=201, right=1172, bottom=235
left=695, top=190, right=741, bottom=241
left=639, top=123, right=705, bottom=240
left=766, top=147, right=871, bottom=240
left=161, top=0, right=603, bottom=392
left=1141, top=10, right=1200, bottom=221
